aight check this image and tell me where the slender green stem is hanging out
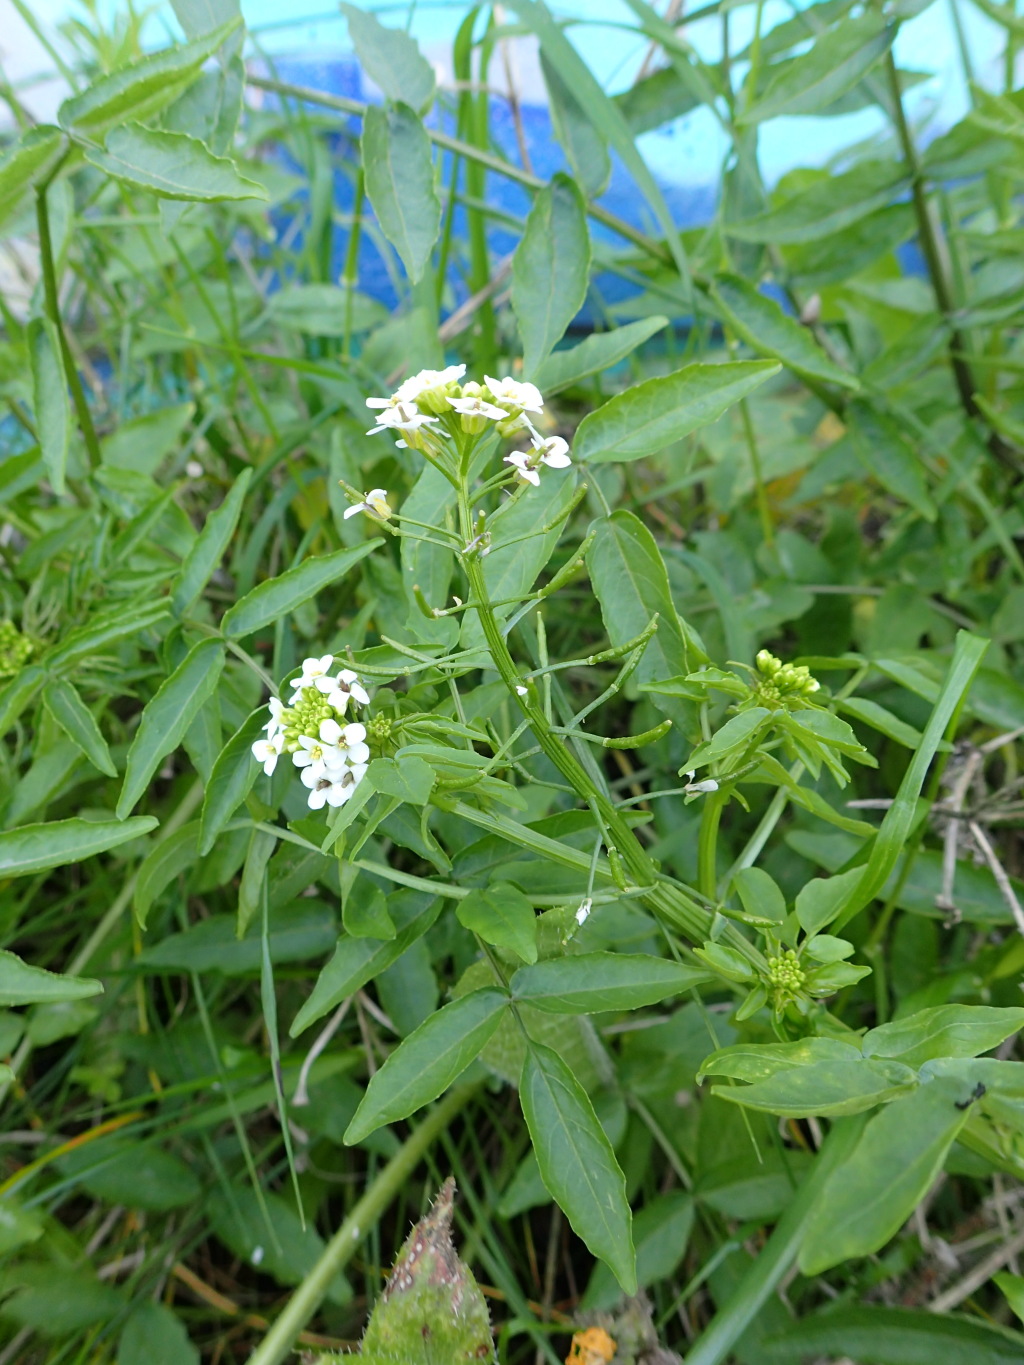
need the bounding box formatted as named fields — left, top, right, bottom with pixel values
left=697, top=788, right=727, bottom=902
left=35, top=185, right=103, bottom=470
left=245, top=1085, right=475, bottom=1365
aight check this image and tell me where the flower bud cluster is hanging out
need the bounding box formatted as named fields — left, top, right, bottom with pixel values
left=357, top=366, right=571, bottom=502
left=0, top=620, right=33, bottom=679
left=754, top=649, right=820, bottom=708
left=767, top=949, right=806, bottom=1008
left=251, top=654, right=372, bottom=810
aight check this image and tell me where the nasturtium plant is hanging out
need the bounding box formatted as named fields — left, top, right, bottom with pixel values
left=0, top=0, right=1023, bottom=1362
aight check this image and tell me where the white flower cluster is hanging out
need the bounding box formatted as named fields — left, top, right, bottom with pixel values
left=251, top=655, right=372, bottom=810
left=357, top=365, right=571, bottom=496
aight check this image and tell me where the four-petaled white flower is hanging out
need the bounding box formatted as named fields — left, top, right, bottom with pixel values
left=485, top=375, right=543, bottom=413
left=367, top=365, right=466, bottom=410
left=503, top=449, right=541, bottom=486
left=302, top=764, right=368, bottom=809
left=447, top=394, right=507, bottom=422
left=319, top=718, right=371, bottom=765
left=366, top=402, right=438, bottom=439
left=503, top=435, right=572, bottom=487
left=251, top=734, right=283, bottom=775
left=344, top=488, right=392, bottom=521
left=291, top=655, right=335, bottom=696
left=321, top=668, right=371, bottom=712
left=263, top=696, right=285, bottom=739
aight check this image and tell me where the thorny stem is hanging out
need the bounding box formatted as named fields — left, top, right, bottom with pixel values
left=35, top=182, right=103, bottom=471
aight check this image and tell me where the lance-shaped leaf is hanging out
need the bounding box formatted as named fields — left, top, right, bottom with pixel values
left=221, top=540, right=380, bottom=639
left=862, top=1005, right=1024, bottom=1069
left=760, top=1305, right=1024, bottom=1365
left=726, top=158, right=905, bottom=244
left=43, top=678, right=117, bottom=777
left=345, top=988, right=510, bottom=1143
left=540, top=50, right=610, bottom=196
left=511, top=952, right=709, bottom=1013
left=512, top=173, right=591, bottom=378
left=0, top=950, right=101, bottom=1007
left=849, top=402, right=936, bottom=520
left=536, top=317, right=668, bottom=395
left=172, top=468, right=252, bottom=617
left=799, top=1075, right=973, bottom=1273
left=521, top=1040, right=636, bottom=1294
left=0, top=816, right=157, bottom=876
left=362, top=103, right=440, bottom=284
left=711, top=1056, right=917, bottom=1118
left=58, top=19, right=242, bottom=133
left=340, top=3, right=435, bottom=113
left=117, top=638, right=225, bottom=817
left=134, top=822, right=201, bottom=930
left=86, top=125, right=267, bottom=202
left=741, top=14, right=895, bottom=124
left=710, top=273, right=858, bottom=389
left=0, top=127, right=67, bottom=232
left=574, top=361, right=778, bottom=464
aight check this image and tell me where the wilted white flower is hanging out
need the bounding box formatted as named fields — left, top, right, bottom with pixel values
left=515, top=684, right=528, bottom=697
left=344, top=488, right=392, bottom=520
left=575, top=898, right=593, bottom=926
left=484, top=375, right=544, bottom=413
left=683, top=770, right=719, bottom=795
left=503, top=449, right=542, bottom=487
left=251, top=734, right=283, bottom=776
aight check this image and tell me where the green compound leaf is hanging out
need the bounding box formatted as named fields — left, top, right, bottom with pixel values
left=221, top=540, right=380, bottom=639
left=511, top=952, right=710, bottom=1013
left=43, top=678, right=117, bottom=777
left=0, top=815, right=157, bottom=876
left=362, top=103, right=441, bottom=284
left=172, top=467, right=252, bottom=617
left=340, top=3, right=436, bottom=114
left=28, top=317, right=69, bottom=496
left=512, top=172, right=591, bottom=379
left=0, top=949, right=101, bottom=1007
left=457, top=884, right=538, bottom=965
left=520, top=1040, right=636, bottom=1294
left=799, top=1075, right=974, bottom=1274
left=117, top=638, right=225, bottom=817
left=58, top=19, right=242, bottom=134
left=86, top=124, right=267, bottom=202
left=574, top=360, right=779, bottom=464
left=345, top=988, right=510, bottom=1143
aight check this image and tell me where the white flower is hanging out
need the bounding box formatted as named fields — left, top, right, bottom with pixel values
left=575, top=898, right=593, bottom=927
left=366, top=402, right=438, bottom=439
left=319, top=718, right=370, bottom=765
left=302, top=764, right=367, bottom=810
left=344, top=488, right=392, bottom=521
left=447, top=394, right=507, bottom=423
left=292, top=734, right=333, bottom=780
left=291, top=655, right=334, bottom=696
left=485, top=375, right=544, bottom=413
left=251, top=734, right=283, bottom=776
left=683, top=770, right=719, bottom=795
left=367, top=365, right=465, bottom=409
left=321, top=667, right=371, bottom=712
left=503, top=449, right=541, bottom=487
left=533, top=435, right=572, bottom=469
left=515, top=684, right=528, bottom=697
left=263, top=696, right=286, bottom=740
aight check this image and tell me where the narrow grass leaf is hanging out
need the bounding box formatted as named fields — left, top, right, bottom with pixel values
left=761, top=1305, right=1024, bottom=1365
left=521, top=1041, right=636, bottom=1293
left=222, top=541, right=379, bottom=639
left=345, top=988, right=510, bottom=1143
left=117, top=638, right=225, bottom=817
